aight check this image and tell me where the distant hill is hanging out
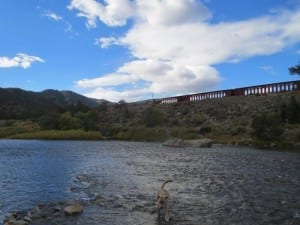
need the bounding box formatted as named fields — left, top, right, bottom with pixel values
left=41, top=89, right=102, bottom=108
left=0, top=88, right=104, bottom=119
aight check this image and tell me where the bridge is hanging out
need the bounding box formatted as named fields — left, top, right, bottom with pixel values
left=157, top=80, right=300, bottom=104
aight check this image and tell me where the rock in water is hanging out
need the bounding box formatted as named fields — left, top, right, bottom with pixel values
left=162, top=138, right=184, bottom=147
left=64, top=204, right=83, bottom=216
left=163, top=138, right=213, bottom=148
left=4, top=220, right=27, bottom=225
left=183, top=138, right=213, bottom=148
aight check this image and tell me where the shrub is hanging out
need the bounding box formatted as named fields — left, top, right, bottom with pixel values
left=143, top=107, right=165, bottom=127
left=114, top=126, right=168, bottom=142
left=170, top=127, right=198, bottom=139
left=230, top=126, right=246, bottom=136
left=76, top=110, right=99, bottom=131
left=0, top=120, right=39, bottom=137
left=286, top=96, right=300, bottom=124
left=98, top=102, right=108, bottom=112
left=9, top=130, right=103, bottom=140
left=38, top=113, right=60, bottom=130
left=199, top=126, right=212, bottom=135
left=252, top=112, right=284, bottom=141
left=281, top=96, right=300, bottom=124
left=191, top=113, right=207, bottom=125
left=59, top=112, right=83, bottom=130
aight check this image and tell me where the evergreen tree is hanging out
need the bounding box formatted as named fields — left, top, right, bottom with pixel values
left=286, top=96, right=300, bottom=124
left=289, top=63, right=300, bottom=75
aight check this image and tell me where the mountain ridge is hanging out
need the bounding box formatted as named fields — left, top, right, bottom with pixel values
left=0, top=87, right=105, bottom=119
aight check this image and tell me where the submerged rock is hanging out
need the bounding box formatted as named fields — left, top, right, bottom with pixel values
left=163, top=138, right=213, bottom=148
left=64, top=204, right=83, bottom=216
left=4, top=219, right=27, bottom=225
left=162, top=138, right=184, bottom=147
left=23, top=216, right=31, bottom=223
left=183, top=138, right=213, bottom=148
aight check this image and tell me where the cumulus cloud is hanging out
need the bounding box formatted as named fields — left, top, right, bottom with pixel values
left=135, top=0, right=211, bottom=26
left=0, top=53, right=45, bottom=69
left=119, top=11, right=300, bottom=65
left=70, top=0, right=300, bottom=102
left=68, top=0, right=134, bottom=28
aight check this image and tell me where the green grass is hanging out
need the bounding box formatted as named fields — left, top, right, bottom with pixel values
left=8, top=129, right=103, bottom=140
left=0, top=120, right=40, bottom=137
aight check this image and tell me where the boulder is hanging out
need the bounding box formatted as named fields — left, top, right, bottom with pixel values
left=4, top=220, right=27, bottom=225
left=4, top=214, right=28, bottom=225
left=183, top=138, right=213, bottom=148
left=64, top=204, right=83, bottom=216
left=162, top=138, right=184, bottom=147
left=163, top=138, right=213, bottom=148
left=23, top=217, right=31, bottom=223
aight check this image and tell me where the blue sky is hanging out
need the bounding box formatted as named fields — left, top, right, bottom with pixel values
left=0, top=0, right=299, bottom=102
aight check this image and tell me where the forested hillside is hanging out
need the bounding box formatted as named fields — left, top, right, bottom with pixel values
left=0, top=88, right=102, bottom=119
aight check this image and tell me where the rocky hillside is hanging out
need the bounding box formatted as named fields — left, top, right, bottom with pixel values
left=98, top=92, right=300, bottom=149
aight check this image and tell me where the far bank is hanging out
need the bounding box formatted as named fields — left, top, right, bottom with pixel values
left=0, top=92, right=299, bottom=151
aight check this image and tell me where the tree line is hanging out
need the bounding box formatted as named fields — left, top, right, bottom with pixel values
left=37, top=101, right=100, bottom=131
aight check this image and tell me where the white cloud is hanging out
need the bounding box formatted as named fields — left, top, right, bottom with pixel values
left=0, top=53, right=45, bottom=69
left=71, top=0, right=300, bottom=102
left=119, top=11, right=300, bottom=65
left=77, top=59, right=220, bottom=100
left=95, top=37, right=120, bottom=48
left=68, top=0, right=134, bottom=28
left=260, top=66, right=276, bottom=75
left=43, top=12, right=63, bottom=21
left=82, top=86, right=151, bottom=102
left=135, top=0, right=211, bottom=26
left=41, top=9, right=77, bottom=35
left=77, top=73, right=139, bottom=88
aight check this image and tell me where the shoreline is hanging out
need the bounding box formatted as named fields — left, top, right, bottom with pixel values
left=1, top=135, right=299, bottom=152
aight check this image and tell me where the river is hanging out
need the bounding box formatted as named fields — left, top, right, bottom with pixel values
left=0, top=140, right=299, bottom=225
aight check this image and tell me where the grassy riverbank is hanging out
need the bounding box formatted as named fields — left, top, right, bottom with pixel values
left=0, top=121, right=103, bottom=140
left=1, top=122, right=299, bottom=151
left=7, top=130, right=103, bottom=140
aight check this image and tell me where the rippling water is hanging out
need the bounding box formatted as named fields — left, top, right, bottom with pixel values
left=0, top=140, right=130, bottom=221
left=0, top=140, right=299, bottom=225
